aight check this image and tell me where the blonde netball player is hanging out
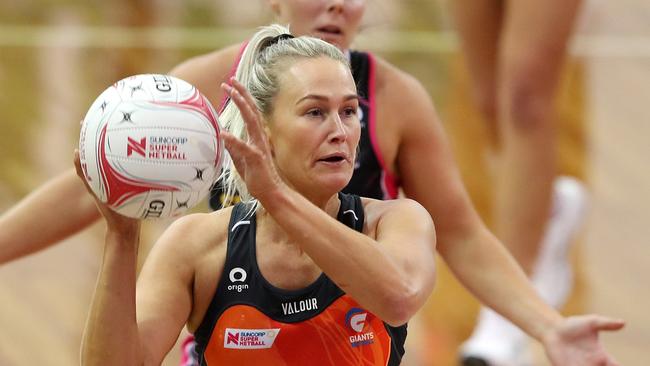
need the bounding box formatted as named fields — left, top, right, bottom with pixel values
left=80, top=25, right=437, bottom=365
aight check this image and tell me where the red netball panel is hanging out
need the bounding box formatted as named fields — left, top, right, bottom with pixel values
left=97, top=125, right=178, bottom=207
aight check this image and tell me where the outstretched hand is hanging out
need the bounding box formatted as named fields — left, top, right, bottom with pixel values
left=220, top=78, right=285, bottom=202
left=543, top=314, right=625, bottom=366
left=73, top=149, right=139, bottom=234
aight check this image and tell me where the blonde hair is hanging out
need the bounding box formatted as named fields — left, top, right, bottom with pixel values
left=219, top=24, right=350, bottom=210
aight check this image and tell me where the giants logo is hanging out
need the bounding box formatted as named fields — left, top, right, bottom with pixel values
left=345, top=307, right=375, bottom=347
left=127, top=137, right=146, bottom=157
left=346, top=308, right=367, bottom=333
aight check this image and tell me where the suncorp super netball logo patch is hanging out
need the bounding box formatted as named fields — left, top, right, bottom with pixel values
left=223, top=328, right=280, bottom=349
left=126, top=136, right=188, bottom=160
left=345, top=307, right=375, bottom=347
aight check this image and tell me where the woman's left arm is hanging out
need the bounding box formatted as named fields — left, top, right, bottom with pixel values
left=268, top=192, right=437, bottom=327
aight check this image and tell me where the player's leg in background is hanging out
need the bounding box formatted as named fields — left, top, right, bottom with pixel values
left=493, top=0, right=582, bottom=274
left=458, top=0, right=585, bottom=364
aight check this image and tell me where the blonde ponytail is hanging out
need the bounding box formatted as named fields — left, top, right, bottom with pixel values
left=219, top=24, right=349, bottom=211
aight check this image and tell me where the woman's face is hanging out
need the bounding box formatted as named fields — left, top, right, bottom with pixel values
left=268, top=0, right=366, bottom=50
left=266, top=57, right=360, bottom=196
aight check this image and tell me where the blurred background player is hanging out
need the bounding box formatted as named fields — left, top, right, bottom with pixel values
left=448, top=0, right=587, bottom=364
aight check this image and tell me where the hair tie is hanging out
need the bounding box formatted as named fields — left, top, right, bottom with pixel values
left=268, top=33, right=295, bottom=47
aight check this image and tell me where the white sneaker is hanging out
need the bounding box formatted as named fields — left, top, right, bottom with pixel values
left=460, top=176, right=589, bottom=366
left=531, top=176, right=588, bottom=308
left=460, top=308, right=533, bottom=366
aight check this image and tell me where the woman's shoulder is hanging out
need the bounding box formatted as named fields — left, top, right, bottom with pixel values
left=364, top=52, right=440, bottom=139
left=359, top=196, right=432, bottom=237
left=360, top=196, right=429, bottom=221
left=368, top=53, right=435, bottom=118
left=360, top=196, right=425, bottom=210
left=169, top=43, right=243, bottom=103
left=163, top=206, right=235, bottom=250
left=369, top=53, right=427, bottom=94
left=170, top=43, right=242, bottom=80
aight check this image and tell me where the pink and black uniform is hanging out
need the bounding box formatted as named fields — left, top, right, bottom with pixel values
left=342, top=50, right=399, bottom=200
left=208, top=50, right=398, bottom=210
left=192, top=193, right=407, bottom=365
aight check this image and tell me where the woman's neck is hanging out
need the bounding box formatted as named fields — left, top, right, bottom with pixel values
left=256, top=193, right=340, bottom=250
left=260, top=192, right=340, bottom=219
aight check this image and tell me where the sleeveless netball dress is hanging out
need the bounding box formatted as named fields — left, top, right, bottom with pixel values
left=193, top=193, right=407, bottom=365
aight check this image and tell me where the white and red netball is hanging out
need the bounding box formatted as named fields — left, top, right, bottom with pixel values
left=78, top=74, right=224, bottom=219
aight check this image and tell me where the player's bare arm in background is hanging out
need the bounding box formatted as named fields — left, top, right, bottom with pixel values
left=0, top=46, right=237, bottom=265
left=0, top=169, right=99, bottom=263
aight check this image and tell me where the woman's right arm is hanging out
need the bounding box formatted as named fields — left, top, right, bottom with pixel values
left=80, top=213, right=143, bottom=364
left=75, top=150, right=219, bottom=365
left=80, top=212, right=213, bottom=365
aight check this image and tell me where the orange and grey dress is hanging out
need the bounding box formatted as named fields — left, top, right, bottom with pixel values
left=193, top=192, right=407, bottom=365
